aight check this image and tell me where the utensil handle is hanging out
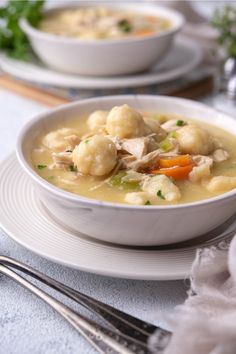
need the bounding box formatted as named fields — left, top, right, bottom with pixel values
left=0, top=256, right=165, bottom=344
left=0, top=264, right=151, bottom=354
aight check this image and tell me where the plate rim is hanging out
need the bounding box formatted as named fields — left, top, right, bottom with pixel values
left=0, top=36, right=203, bottom=89
left=1, top=153, right=232, bottom=281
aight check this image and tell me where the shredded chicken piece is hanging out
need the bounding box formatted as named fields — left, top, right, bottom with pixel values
left=192, top=155, right=213, bottom=167
left=119, top=149, right=161, bottom=172
left=121, top=137, right=149, bottom=159
left=211, top=149, right=229, bottom=163
left=123, top=170, right=148, bottom=182
left=51, top=151, right=73, bottom=169
left=64, top=134, right=81, bottom=148
left=108, top=134, right=158, bottom=158
left=118, top=154, right=136, bottom=169
left=58, top=175, right=78, bottom=185
left=161, top=119, right=187, bottom=133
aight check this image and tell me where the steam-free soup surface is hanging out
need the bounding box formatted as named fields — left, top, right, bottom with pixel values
left=31, top=105, right=236, bottom=205
left=38, top=6, right=171, bottom=40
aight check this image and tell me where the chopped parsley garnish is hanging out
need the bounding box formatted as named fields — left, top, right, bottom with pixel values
left=69, top=164, right=77, bottom=172
left=145, top=200, right=151, bottom=205
left=84, top=139, right=90, bottom=144
left=37, top=164, right=47, bottom=169
left=156, top=190, right=165, bottom=200
left=176, top=120, right=185, bottom=127
left=118, top=19, right=132, bottom=33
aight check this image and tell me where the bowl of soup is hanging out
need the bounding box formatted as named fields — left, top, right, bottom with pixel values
left=20, top=3, right=184, bottom=76
left=16, top=95, right=236, bottom=246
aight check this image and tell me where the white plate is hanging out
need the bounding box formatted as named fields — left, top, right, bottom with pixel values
left=0, top=36, right=202, bottom=89
left=1, top=154, right=234, bottom=280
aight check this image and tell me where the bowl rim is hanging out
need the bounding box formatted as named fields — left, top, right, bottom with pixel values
left=20, top=3, right=185, bottom=45
left=16, top=94, right=236, bottom=211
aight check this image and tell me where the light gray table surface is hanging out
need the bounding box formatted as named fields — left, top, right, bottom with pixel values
left=0, top=89, right=189, bottom=354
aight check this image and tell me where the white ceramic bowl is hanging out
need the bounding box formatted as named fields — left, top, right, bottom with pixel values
left=16, top=95, right=236, bottom=246
left=20, top=3, right=184, bottom=76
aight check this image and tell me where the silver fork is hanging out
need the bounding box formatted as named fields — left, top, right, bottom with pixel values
left=0, top=263, right=154, bottom=354
left=0, top=257, right=171, bottom=353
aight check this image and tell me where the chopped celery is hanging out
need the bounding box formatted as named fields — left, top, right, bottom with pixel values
left=160, top=139, right=173, bottom=152
left=168, top=131, right=177, bottom=139
left=108, top=171, right=141, bottom=191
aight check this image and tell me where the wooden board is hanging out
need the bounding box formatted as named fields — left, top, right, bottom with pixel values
left=0, top=74, right=214, bottom=107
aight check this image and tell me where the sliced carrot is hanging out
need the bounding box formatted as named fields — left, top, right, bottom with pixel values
left=159, top=155, right=193, bottom=168
left=151, top=163, right=195, bottom=180
left=135, top=29, right=155, bottom=37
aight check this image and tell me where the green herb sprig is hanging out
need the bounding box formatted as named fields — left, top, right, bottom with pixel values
left=0, top=0, right=45, bottom=60
left=212, top=6, right=236, bottom=57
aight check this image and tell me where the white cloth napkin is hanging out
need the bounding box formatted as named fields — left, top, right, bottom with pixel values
left=150, top=234, right=236, bottom=354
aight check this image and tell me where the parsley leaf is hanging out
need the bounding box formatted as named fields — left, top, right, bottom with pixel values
left=37, top=164, right=47, bottom=169
left=176, top=120, right=185, bottom=127
left=0, top=0, right=45, bottom=60
left=118, top=19, right=132, bottom=33
left=212, top=6, right=236, bottom=57
left=156, top=190, right=165, bottom=200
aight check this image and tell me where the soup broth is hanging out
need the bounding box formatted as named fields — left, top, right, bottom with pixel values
left=38, top=6, right=171, bottom=40
left=31, top=105, right=236, bottom=206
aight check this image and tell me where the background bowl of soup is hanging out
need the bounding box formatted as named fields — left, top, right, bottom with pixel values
left=20, top=3, right=184, bottom=76
left=16, top=95, right=236, bottom=246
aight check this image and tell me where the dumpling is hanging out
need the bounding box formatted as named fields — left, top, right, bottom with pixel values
left=142, top=175, right=181, bottom=202
left=43, top=128, right=80, bottom=152
left=87, top=110, right=108, bottom=131
left=72, top=135, right=117, bottom=176
left=206, top=176, right=236, bottom=193
left=106, top=104, right=147, bottom=139
left=176, top=125, right=214, bottom=155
